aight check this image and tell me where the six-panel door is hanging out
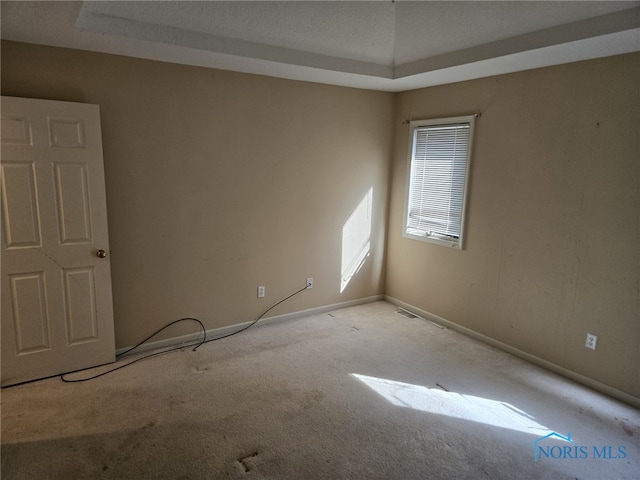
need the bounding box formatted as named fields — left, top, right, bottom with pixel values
left=1, top=96, right=115, bottom=386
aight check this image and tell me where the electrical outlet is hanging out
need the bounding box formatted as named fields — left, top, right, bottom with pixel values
left=257, top=286, right=265, bottom=298
left=306, top=278, right=313, bottom=289
left=585, top=333, right=597, bottom=350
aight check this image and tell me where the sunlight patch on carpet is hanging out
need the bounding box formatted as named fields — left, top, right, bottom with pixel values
left=352, top=373, right=552, bottom=437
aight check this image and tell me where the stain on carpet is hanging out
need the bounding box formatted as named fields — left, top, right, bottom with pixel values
left=237, top=451, right=259, bottom=473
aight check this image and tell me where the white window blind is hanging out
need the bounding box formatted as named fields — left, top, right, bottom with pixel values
left=404, top=116, right=475, bottom=249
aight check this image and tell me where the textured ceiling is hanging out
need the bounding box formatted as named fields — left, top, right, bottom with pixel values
left=2, top=1, right=640, bottom=91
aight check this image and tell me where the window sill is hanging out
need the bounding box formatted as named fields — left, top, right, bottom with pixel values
left=403, top=230, right=462, bottom=249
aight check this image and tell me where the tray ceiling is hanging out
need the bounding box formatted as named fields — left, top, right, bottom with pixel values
left=2, top=1, right=639, bottom=91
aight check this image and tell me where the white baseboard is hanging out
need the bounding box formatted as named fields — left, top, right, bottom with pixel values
left=116, top=294, right=384, bottom=358
left=384, top=295, right=640, bottom=409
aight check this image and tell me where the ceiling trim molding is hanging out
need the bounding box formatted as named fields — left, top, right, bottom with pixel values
left=75, top=9, right=395, bottom=79
left=394, top=7, right=640, bottom=79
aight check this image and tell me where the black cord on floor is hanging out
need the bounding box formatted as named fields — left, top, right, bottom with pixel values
left=199, top=284, right=308, bottom=347
left=116, top=317, right=207, bottom=358
left=59, top=283, right=308, bottom=383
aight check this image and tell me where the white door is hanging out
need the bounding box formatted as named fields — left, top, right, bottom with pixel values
left=1, top=96, right=115, bottom=386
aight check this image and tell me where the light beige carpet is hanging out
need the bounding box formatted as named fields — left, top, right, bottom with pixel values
left=1, top=301, right=638, bottom=479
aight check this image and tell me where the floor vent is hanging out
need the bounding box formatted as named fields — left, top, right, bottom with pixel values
left=395, top=309, right=445, bottom=329
left=395, top=309, right=419, bottom=319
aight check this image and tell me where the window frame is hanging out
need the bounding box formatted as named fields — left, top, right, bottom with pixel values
left=402, top=115, right=476, bottom=250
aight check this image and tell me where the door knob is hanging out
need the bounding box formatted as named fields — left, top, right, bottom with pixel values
left=96, top=249, right=107, bottom=258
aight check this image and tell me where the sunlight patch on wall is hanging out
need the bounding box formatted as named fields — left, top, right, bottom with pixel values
left=352, top=373, right=552, bottom=437
left=341, top=188, right=373, bottom=293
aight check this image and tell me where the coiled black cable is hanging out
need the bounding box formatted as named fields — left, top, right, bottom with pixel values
left=60, top=283, right=308, bottom=383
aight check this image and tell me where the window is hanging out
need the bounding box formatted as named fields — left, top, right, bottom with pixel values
left=403, top=115, right=475, bottom=249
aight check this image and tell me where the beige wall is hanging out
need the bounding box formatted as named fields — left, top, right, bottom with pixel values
left=2, top=41, right=638, bottom=400
left=387, top=53, right=640, bottom=398
left=1, top=41, right=394, bottom=348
